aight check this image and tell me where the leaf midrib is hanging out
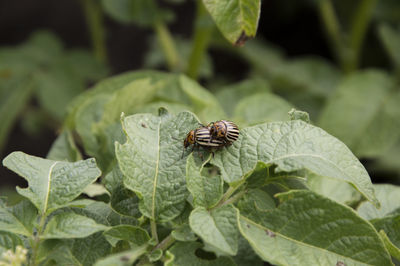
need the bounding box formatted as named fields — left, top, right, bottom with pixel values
left=240, top=216, right=378, bottom=266
left=151, top=120, right=162, bottom=220
left=43, top=161, right=58, bottom=214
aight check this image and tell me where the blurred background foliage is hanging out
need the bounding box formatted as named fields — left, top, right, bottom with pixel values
left=1, top=0, right=400, bottom=199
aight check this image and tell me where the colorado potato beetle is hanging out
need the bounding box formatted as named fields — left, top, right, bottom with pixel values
left=182, top=126, right=224, bottom=158
left=208, top=120, right=239, bottom=144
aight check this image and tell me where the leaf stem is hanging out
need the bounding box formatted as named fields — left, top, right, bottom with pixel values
left=150, top=219, right=159, bottom=243
left=219, top=189, right=247, bottom=207
left=154, top=234, right=175, bottom=251
left=153, top=20, right=180, bottom=71
left=186, top=0, right=214, bottom=80
left=29, top=213, right=47, bottom=266
left=137, top=234, right=176, bottom=265
left=348, top=0, right=377, bottom=72
left=80, top=0, right=108, bottom=64
left=318, top=0, right=348, bottom=72
left=212, top=179, right=246, bottom=209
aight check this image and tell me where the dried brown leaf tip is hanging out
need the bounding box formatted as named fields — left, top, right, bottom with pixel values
left=234, top=31, right=252, bottom=47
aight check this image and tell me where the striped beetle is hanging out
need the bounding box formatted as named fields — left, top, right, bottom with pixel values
left=182, top=126, right=224, bottom=158
left=208, top=120, right=240, bottom=144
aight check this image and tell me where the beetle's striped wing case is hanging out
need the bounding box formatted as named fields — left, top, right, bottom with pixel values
left=223, top=120, right=240, bottom=143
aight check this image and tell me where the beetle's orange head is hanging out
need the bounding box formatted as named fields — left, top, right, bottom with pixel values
left=184, top=130, right=195, bottom=148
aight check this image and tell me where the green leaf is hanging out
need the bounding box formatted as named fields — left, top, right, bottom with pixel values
left=103, top=225, right=150, bottom=247
left=165, top=241, right=236, bottom=266
left=179, top=75, right=226, bottom=123
left=372, top=215, right=400, bottom=251
left=42, top=212, right=109, bottom=239
left=211, top=120, right=379, bottom=206
left=38, top=233, right=112, bottom=266
left=378, top=23, right=400, bottom=68
left=189, top=205, right=239, bottom=256
left=63, top=49, right=109, bottom=81
left=379, top=230, right=400, bottom=261
left=318, top=70, right=400, bottom=157
left=271, top=56, right=341, bottom=97
left=37, top=240, right=82, bottom=266
left=116, top=111, right=199, bottom=221
left=34, top=67, right=84, bottom=121
left=94, top=245, right=148, bottom=266
left=46, top=130, right=82, bottom=161
left=148, top=248, right=163, bottom=262
left=237, top=189, right=276, bottom=216
left=2, top=152, right=101, bottom=214
left=233, top=236, right=263, bottom=266
left=203, top=0, right=261, bottom=45
left=0, top=231, right=23, bottom=254
left=233, top=92, right=293, bottom=126
left=171, top=224, right=197, bottom=242
left=358, top=184, right=400, bottom=220
left=66, top=199, right=138, bottom=227
left=215, top=78, right=270, bottom=117
left=238, top=190, right=392, bottom=266
left=0, top=75, right=33, bottom=152
left=101, top=0, right=168, bottom=26
left=83, top=183, right=110, bottom=198
left=186, top=154, right=223, bottom=208
left=97, top=79, right=159, bottom=127
left=372, top=138, right=400, bottom=175
left=0, top=200, right=37, bottom=236
left=306, top=173, right=362, bottom=206
left=103, top=166, right=141, bottom=218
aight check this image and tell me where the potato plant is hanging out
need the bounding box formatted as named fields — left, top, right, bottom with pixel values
left=1, top=0, right=400, bottom=265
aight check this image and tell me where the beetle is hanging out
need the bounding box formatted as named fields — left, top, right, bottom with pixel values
left=182, top=126, right=224, bottom=158
left=208, top=120, right=239, bottom=144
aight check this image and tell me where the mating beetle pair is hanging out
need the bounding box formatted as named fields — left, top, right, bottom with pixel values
left=182, top=120, right=239, bottom=157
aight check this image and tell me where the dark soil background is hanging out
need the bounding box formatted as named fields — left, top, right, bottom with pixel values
left=0, top=0, right=394, bottom=190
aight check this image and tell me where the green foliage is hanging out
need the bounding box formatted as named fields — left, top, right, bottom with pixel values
left=319, top=70, right=400, bottom=158
left=2, top=101, right=396, bottom=264
left=239, top=190, right=392, bottom=265
left=2, top=152, right=101, bottom=215
left=0, top=31, right=108, bottom=154
left=101, top=0, right=169, bottom=26
left=3, top=1, right=400, bottom=265
left=203, top=0, right=261, bottom=45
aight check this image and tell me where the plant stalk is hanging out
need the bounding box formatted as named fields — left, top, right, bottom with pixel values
left=29, top=213, right=47, bottom=266
left=153, top=234, right=175, bottom=252
left=80, top=0, right=108, bottom=64
left=219, top=189, right=247, bottom=207
left=137, top=234, right=176, bottom=265
left=154, top=21, right=180, bottom=71
left=318, top=0, right=348, bottom=72
left=212, top=179, right=246, bottom=210
left=186, top=0, right=214, bottom=80
left=348, top=0, right=378, bottom=72
left=150, top=219, right=159, bottom=243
